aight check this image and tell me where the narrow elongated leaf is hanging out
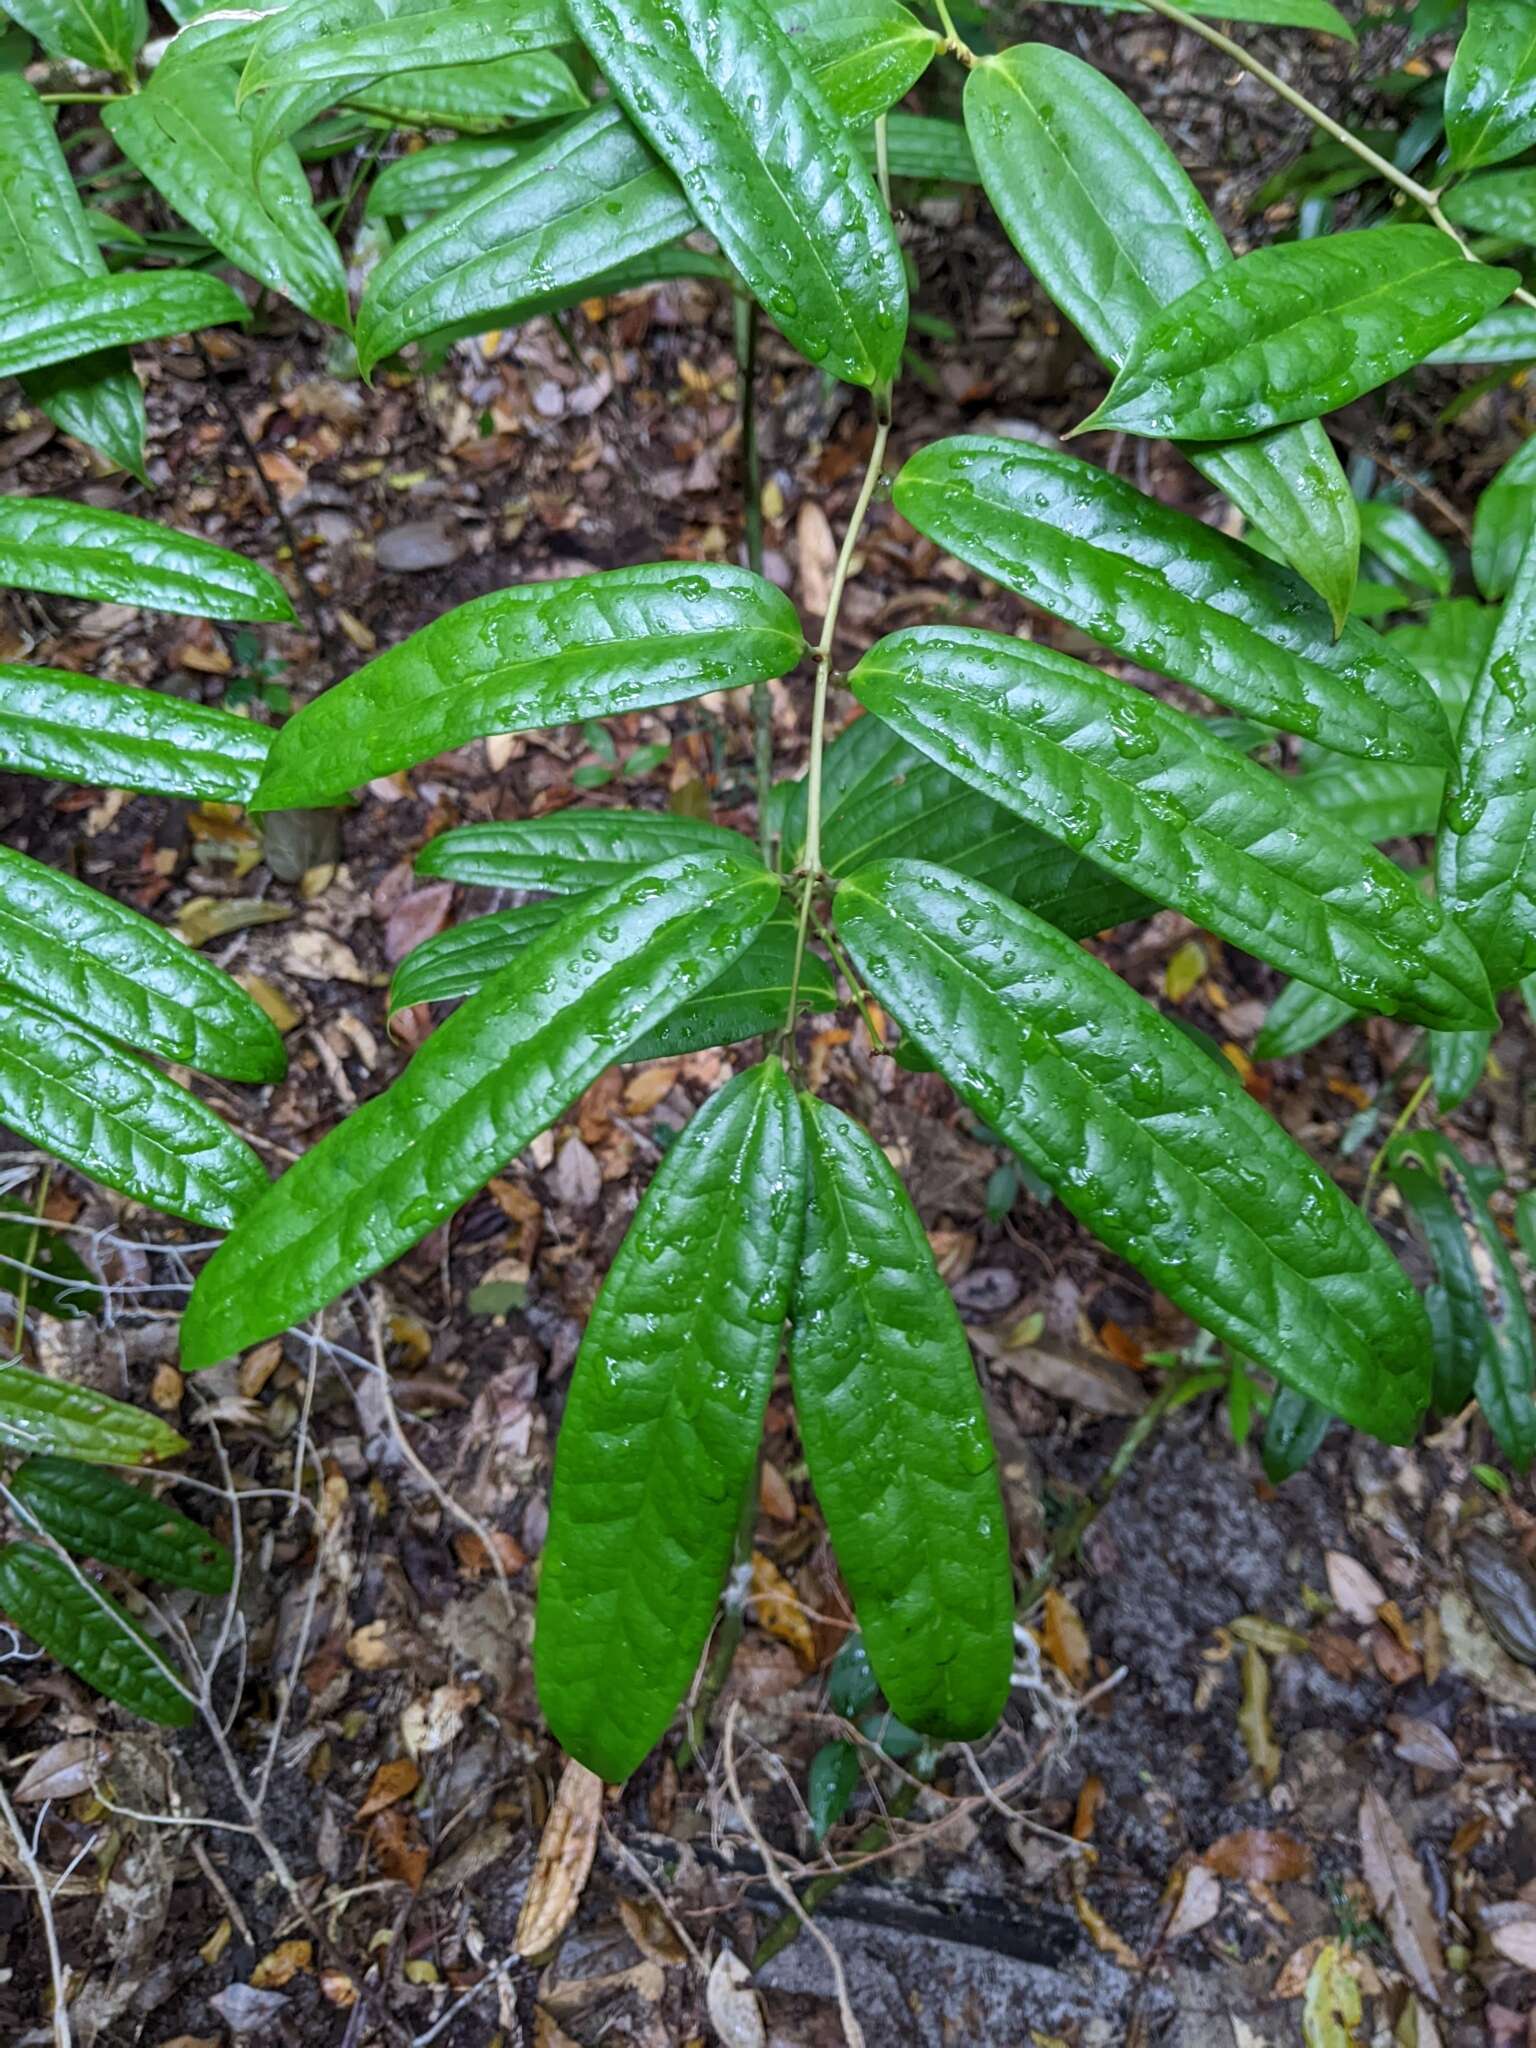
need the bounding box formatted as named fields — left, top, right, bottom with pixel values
left=0, top=1542, right=191, bottom=1724
left=1447, top=0, right=1536, bottom=170
left=357, top=108, right=696, bottom=373
left=0, top=667, right=272, bottom=802
left=0, top=272, right=250, bottom=381
left=0, top=497, right=293, bottom=620
left=253, top=564, right=803, bottom=809
left=769, top=0, right=937, bottom=125
left=567, top=0, right=907, bottom=388
left=1056, top=0, right=1352, bottom=30
left=1437, top=531, right=1536, bottom=990
left=892, top=437, right=1449, bottom=763
left=791, top=1095, right=1013, bottom=1736
left=416, top=810, right=753, bottom=889
left=1084, top=228, right=1518, bottom=441
left=1441, top=168, right=1536, bottom=241
left=179, top=853, right=780, bottom=1368
left=238, top=0, right=572, bottom=98
left=536, top=1060, right=805, bottom=1780
left=12, top=1457, right=233, bottom=1593
left=963, top=44, right=1359, bottom=628
left=345, top=52, right=587, bottom=130
left=2, top=0, right=145, bottom=74
left=1254, top=976, right=1357, bottom=1059
left=0, top=1362, right=186, bottom=1465
left=1387, top=1132, right=1536, bottom=1460
left=0, top=75, right=144, bottom=477
left=1425, top=304, right=1536, bottom=364
left=0, top=993, right=267, bottom=1229
left=104, top=69, right=350, bottom=329
left=1474, top=434, right=1536, bottom=599
left=367, top=135, right=526, bottom=220
left=836, top=861, right=1431, bottom=1439
left=850, top=628, right=1491, bottom=1030
left=1358, top=500, right=1452, bottom=596
left=1262, top=1387, right=1332, bottom=1483
left=0, top=848, right=284, bottom=1082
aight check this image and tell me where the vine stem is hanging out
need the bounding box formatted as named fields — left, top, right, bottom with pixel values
left=1132, top=0, right=1536, bottom=312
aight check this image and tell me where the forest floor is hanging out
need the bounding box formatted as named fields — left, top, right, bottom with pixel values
left=2, top=10, right=1536, bottom=2045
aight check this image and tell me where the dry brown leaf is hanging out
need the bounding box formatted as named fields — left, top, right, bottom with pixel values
left=250, top=1941, right=312, bottom=1990
left=355, top=1757, right=420, bottom=1822
left=14, top=1736, right=108, bottom=1803
left=1042, top=1586, right=1091, bottom=1689
left=1164, top=1863, right=1222, bottom=1944
left=515, top=1758, right=604, bottom=1956
left=749, top=1550, right=816, bottom=1668
left=706, top=1945, right=767, bottom=2048
left=1359, top=1788, right=1444, bottom=2004
left=1238, top=1642, right=1280, bottom=1786
left=1203, top=1829, right=1313, bottom=1883
left=1326, top=1552, right=1386, bottom=1625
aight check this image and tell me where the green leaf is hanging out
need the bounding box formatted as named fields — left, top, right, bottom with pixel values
left=0, top=75, right=145, bottom=477
left=0, top=272, right=251, bottom=382
left=238, top=0, right=572, bottom=99
left=1, top=0, right=145, bottom=74
left=415, top=809, right=755, bottom=889
left=1083, top=228, right=1518, bottom=441
left=835, top=860, right=1432, bottom=1441
left=0, top=496, right=293, bottom=621
left=1261, top=1386, right=1331, bottom=1483
left=0, top=665, right=273, bottom=803
left=962, top=44, right=1359, bottom=629
left=850, top=629, right=1491, bottom=1029
left=0, top=991, right=268, bottom=1229
left=1448, top=0, right=1536, bottom=170
left=807, top=1739, right=860, bottom=1840
left=0, top=1541, right=192, bottom=1725
left=1473, top=433, right=1536, bottom=599
left=179, top=852, right=781, bottom=1368
left=1054, top=0, right=1353, bottom=32
left=0, top=1362, right=186, bottom=1464
left=366, top=135, right=526, bottom=220
left=769, top=0, right=938, bottom=125
left=0, top=1212, right=100, bottom=1319
left=1437, top=529, right=1536, bottom=990
left=791, top=1094, right=1013, bottom=1737
left=11, top=1456, right=233, bottom=1593
left=535, top=1059, right=805, bottom=1781
left=1387, top=1130, right=1536, bottom=1459
left=1254, top=976, right=1357, bottom=1059
left=357, top=107, right=694, bottom=373
left=104, top=68, right=350, bottom=329
left=344, top=51, right=587, bottom=130
left=1427, top=1027, right=1493, bottom=1110
left=1441, top=167, right=1536, bottom=241
left=1425, top=304, right=1536, bottom=364
left=1357, top=500, right=1453, bottom=596
left=253, top=564, right=803, bottom=810
left=0, top=846, right=284, bottom=1081
left=566, top=0, right=907, bottom=389
left=892, top=437, right=1446, bottom=763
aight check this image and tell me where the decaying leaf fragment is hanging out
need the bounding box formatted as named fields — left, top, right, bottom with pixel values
left=516, top=1758, right=604, bottom=1956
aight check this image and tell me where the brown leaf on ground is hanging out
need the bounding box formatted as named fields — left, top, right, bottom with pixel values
left=1203, top=1829, right=1313, bottom=1883
left=355, top=1757, right=420, bottom=1821
left=1359, top=1787, right=1444, bottom=2004
left=516, top=1758, right=604, bottom=1955
left=1042, top=1586, right=1092, bottom=1689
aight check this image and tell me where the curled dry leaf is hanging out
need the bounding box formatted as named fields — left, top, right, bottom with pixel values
left=1359, top=1787, right=1445, bottom=2004
left=706, top=1944, right=767, bottom=2048
left=1203, top=1829, right=1313, bottom=1883
left=516, top=1757, right=604, bottom=1957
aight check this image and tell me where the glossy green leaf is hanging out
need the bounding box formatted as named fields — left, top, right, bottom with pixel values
left=1387, top=1130, right=1536, bottom=1458
left=1448, top=0, right=1536, bottom=170
left=892, top=437, right=1446, bottom=763
left=0, top=272, right=250, bottom=382
left=963, top=43, right=1359, bottom=629
left=1055, top=0, right=1352, bottom=31
left=791, top=1094, right=1013, bottom=1737
left=12, top=1457, right=233, bottom=1593
left=0, top=1213, right=100, bottom=1320
left=0, top=496, right=292, bottom=621
left=0, top=1541, right=192, bottom=1724
left=1, top=0, right=145, bottom=74
left=1253, top=976, right=1357, bottom=1059
left=0, top=992, right=268, bottom=1229
left=254, top=564, right=802, bottom=810
left=104, top=69, right=350, bottom=329
left=1083, top=228, right=1518, bottom=441
left=345, top=52, right=587, bottom=130
left=1428, top=1027, right=1493, bottom=1110
left=0, top=666, right=273, bottom=803
left=536, top=1059, right=805, bottom=1780
left=0, top=847, right=284, bottom=1081
left=770, top=0, right=937, bottom=125
left=850, top=627, right=1491, bottom=1030
left=808, top=1740, right=860, bottom=1840
left=1474, top=434, right=1536, bottom=599
left=179, top=852, right=780, bottom=1368
left=1441, top=167, right=1536, bottom=241
left=1425, top=304, right=1536, bottom=364
left=366, top=135, right=526, bottom=220
left=0, top=1362, right=186, bottom=1465
left=238, top=0, right=571, bottom=99
left=1437, top=528, right=1536, bottom=990
left=0, top=75, right=144, bottom=477
left=836, top=861, right=1431, bottom=1440
left=567, top=0, right=907, bottom=388
left=416, top=810, right=754, bottom=889
left=1261, top=1387, right=1331, bottom=1483
left=1357, top=500, right=1453, bottom=596
left=356, top=108, right=696, bottom=373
